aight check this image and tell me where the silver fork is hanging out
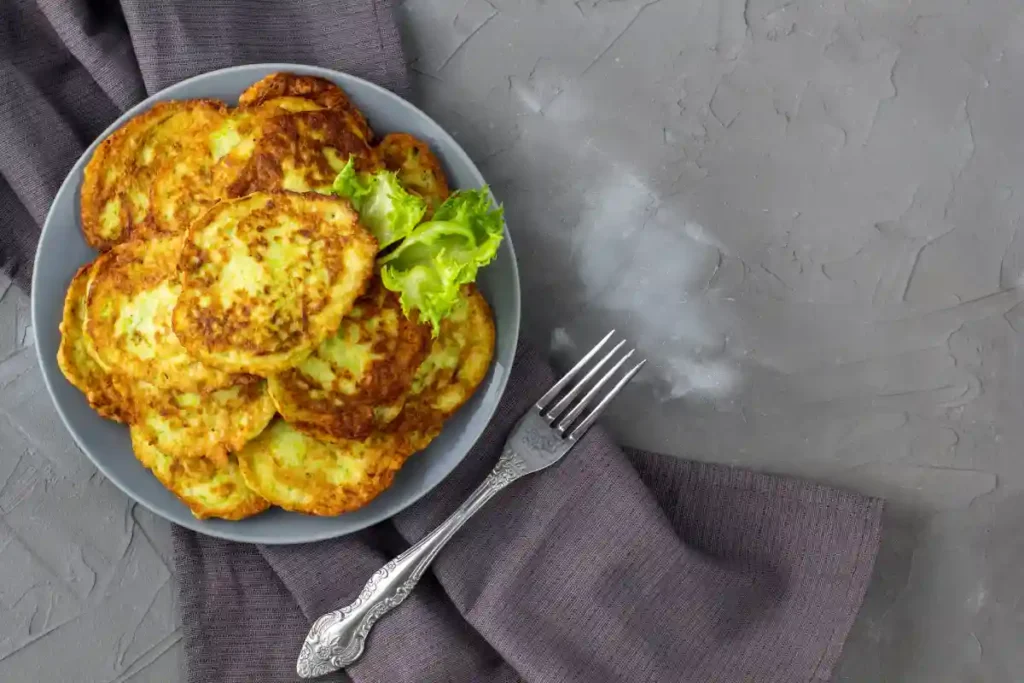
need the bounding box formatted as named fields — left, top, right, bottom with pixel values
left=296, top=331, right=645, bottom=679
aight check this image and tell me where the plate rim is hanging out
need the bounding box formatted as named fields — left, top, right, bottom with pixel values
left=31, top=62, right=520, bottom=544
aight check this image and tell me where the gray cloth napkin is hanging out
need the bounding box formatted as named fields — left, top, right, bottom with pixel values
left=3, top=2, right=883, bottom=681
left=177, top=343, right=882, bottom=683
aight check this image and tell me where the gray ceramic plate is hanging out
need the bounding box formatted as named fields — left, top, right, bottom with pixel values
left=31, top=64, right=520, bottom=544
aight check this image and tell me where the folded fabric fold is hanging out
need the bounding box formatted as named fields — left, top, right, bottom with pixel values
left=175, top=344, right=882, bottom=683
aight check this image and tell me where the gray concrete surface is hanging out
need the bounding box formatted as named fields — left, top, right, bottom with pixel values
left=2, top=0, right=1023, bottom=680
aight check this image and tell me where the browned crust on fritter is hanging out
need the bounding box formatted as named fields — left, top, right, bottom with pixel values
left=130, top=379, right=276, bottom=463
left=80, top=102, right=182, bottom=250
left=227, top=110, right=376, bottom=197
left=80, top=99, right=230, bottom=249
left=289, top=286, right=495, bottom=492
left=131, top=427, right=270, bottom=520
left=237, top=418, right=440, bottom=516
left=269, top=276, right=432, bottom=440
left=173, top=192, right=377, bottom=374
left=56, top=262, right=134, bottom=422
left=238, top=73, right=373, bottom=141
left=284, top=444, right=427, bottom=517
left=396, top=286, right=496, bottom=431
left=298, top=287, right=495, bottom=448
left=206, top=97, right=324, bottom=192
left=85, top=235, right=245, bottom=391
left=239, top=73, right=353, bottom=110
left=375, top=133, right=451, bottom=211
left=145, top=101, right=232, bottom=237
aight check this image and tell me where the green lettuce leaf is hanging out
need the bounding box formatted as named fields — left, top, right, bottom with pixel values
left=379, top=189, right=504, bottom=334
left=380, top=256, right=466, bottom=334
left=428, top=188, right=504, bottom=265
left=331, top=159, right=427, bottom=249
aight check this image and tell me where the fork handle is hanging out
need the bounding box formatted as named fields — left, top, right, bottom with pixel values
left=296, top=448, right=528, bottom=679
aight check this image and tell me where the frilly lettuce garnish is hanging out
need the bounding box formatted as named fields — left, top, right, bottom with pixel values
left=379, top=189, right=503, bottom=334
left=333, top=162, right=504, bottom=335
left=331, top=159, right=427, bottom=249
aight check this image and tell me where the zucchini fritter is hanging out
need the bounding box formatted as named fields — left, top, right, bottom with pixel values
left=81, top=93, right=339, bottom=250
left=80, top=102, right=185, bottom=249
left=131, top=427, right=269, bottom=520
left=268, top=275, right=432, bottom=440
left=208, top=95, right=327, bottom=190
left=402, top=286, right=496, bottom=422
left=173, top=192, right=377, bottom=375
left=80, top=100, right=229, bottom=249
left=238, top=72, right=372, bottom=141
left=85, top=235, right=242, bottom=392
left=239, top=73, right=354, bottom=112
left=234, top=73, right=375, bottom=196
left=286, top=286, right=494, bottom=445
left=143, top=101, right=233, bottom=237
left=226, top=109, right=375, bottom=197
left=237, top=288, right=495, bottom=515
left=375, top=133, right=450, bottom=211
left=236, top=417, right=437, bottom=516
left=57, top=263, right=133, bottom=422
left=131, top=379, right=276, bottom=463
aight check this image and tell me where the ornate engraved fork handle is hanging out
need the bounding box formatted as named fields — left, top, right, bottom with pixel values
left=297, top=448, right=528, bottom=679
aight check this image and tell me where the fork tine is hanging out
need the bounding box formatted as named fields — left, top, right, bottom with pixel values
left=566, top=359, right=646, bottom=441
left=555, top=349, right=635, bottom=434
left=536, top=330, right=615, bottom=411
left=545, top=340, right=627, bottom=423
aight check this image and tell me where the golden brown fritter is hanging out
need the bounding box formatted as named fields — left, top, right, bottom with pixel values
left=131, top=379, right=276, bottom=463
left=80, top=100, right=230, bottom=249
left=398, top=286, right=496, bottom=425
left=131, top=426, right=270, bottom=520
left=80, top=92, right=346, bottom=251
left=85, top=234, right=243, bottom=392
left=173, top=192, right=378, bottom=376
left=239, top=73, right=353, bottom=112
left=143, top=101, right=234, bottom=237
left=236, top=417, right=438, bottom=516
left=237, top=287, right=494, bottom=515
left=289, top=286, right=494, bottom=446
left=80, top=102, right=193, bottom=249
left=80, top=76, right=374, bottom=252
left=208, top=95, right=327, bottom=190
left=238, top=72, right=372, bottom=141
left=268, top=275, right=432, bottom=441
left=375, top=133, right=451, bottom=211
left=56, top=262, right=134, bottom=422
left=226, top=109, right=376, bottom=197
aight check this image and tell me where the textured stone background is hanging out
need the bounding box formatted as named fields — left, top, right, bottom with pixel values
left=3, top=0, right=1023, bottom=680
